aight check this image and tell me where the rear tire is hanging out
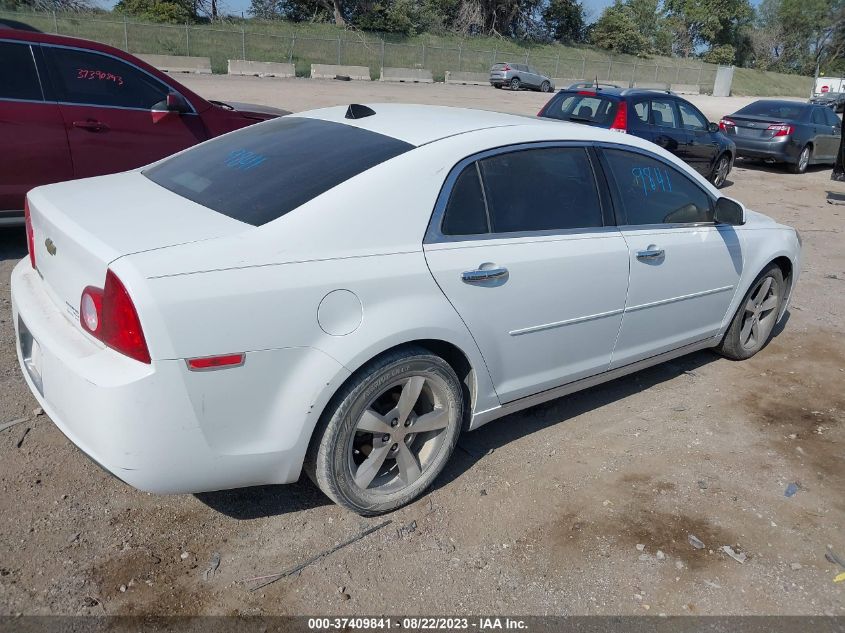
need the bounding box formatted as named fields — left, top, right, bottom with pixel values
left=791, top=145, right=811, bottom=174
left=510, top=78, right=520, bottom=90
left=305, top=346, right=463, bottom=515
left=716, top=264, right=784, bottom=360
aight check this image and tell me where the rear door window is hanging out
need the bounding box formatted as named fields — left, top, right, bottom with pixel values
left=42, top=46, right=169, bottom=109
left=144, top=117, right=414, bottom=226
left=650, top=99, right=678, bottom=128
left=603, top=148, right=713, bottom=225
left=0, top=41, right=43, bottom=101
left=478, top=147, right=603, bottom=233
left=441, top=164, right=489, bottom=236
left=811, top=108, right=826, bottom=125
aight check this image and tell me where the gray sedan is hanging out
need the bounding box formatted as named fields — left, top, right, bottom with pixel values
left=489, top=62, right=554, bottom=92
left=720, top=100, right=842, bottom=174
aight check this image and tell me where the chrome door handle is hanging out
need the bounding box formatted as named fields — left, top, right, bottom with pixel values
left=461, top=267, right=508, bottom=283
left=636, top=249, right=665, bottom=261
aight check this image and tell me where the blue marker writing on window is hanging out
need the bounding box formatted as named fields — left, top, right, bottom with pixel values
left=632, top=166, right=672, bottom=196
left=224, top=148, right=266, bottom=171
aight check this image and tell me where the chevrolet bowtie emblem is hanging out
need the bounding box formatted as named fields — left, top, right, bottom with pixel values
left=45, top=238, right=57, bottom=256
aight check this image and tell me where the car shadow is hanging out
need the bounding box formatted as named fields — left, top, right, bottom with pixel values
left=195, top=478, right=332, bottom=519
left=0, top=228, right=27, bottom=263
left=734, top=159, right=832, bottom=176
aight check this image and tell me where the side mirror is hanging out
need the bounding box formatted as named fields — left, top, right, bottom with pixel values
left=708, top=121, right=719, bottom=133
left=714, top=197, right=745, bottom=225
left=166, top=92, right=190, bottom=113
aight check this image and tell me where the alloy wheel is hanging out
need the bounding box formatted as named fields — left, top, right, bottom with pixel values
left=713, top=156, right=729, bottom=187
left=347, top=374, right=453, bottom=495
left=739, top=275, right=780, bottom=351
left=798, top=147, right=810, bottom=172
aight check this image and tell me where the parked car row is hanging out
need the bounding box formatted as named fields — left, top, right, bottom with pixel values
left=0, top=30, right=288, bottom=225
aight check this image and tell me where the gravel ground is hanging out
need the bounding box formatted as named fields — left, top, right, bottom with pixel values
left=0, top=77, right=843, bottom=617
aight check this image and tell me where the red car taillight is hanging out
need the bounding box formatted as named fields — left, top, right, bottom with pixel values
left=719, top=117, right=736, bottom=131
left=24, top=199, right=36, bottom=270
left=610, top=101, right=627, bottom=132
left=502, top=64, right=511, bottom=71
left=80, top=270, right=150, bottom=364
left=767, top=123, right=794, bottom=137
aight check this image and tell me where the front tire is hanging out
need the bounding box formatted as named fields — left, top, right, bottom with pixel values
left=716, top=264, right=784, bottom=360
left=540, top=80, right=551, bottom=93
left=791, top=145, right=811, bottom=174
left=710, top=154, right=730, bottom=188
left=306, top=347, right=463, bottom=515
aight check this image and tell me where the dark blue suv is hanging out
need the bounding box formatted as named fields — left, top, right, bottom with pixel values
left=538, top=86, right=736, bottom=188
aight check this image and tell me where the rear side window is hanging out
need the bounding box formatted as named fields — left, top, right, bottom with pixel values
left=543, top=92, right=617, bottom=126
left=480, top=147, right=603, bottom=233
left=650, top=99, right=677, bottom=128
left=145, top=117, right=414, bottom=226
left=604, top=149, right=713, bottom=225
left=811, top=108, right=826, bottom=124
left=0, top=42, right=42, bottom=101
left=632, top=100, right=649, bottom=123
left=442, top=165, right=488, bottom=236
left=43, top=46, right=168, bottom=109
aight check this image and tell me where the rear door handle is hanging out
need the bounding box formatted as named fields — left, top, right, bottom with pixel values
left=636, top=248, right=665, bottom=261
left=72, top=120, right=109, bottom=132
left=461, top=267, right=508, bottom=283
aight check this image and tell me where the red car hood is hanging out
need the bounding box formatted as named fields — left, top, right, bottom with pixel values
left=209, top=100, right=290, bottom=120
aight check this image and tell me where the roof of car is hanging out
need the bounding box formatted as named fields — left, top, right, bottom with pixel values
left=559, top=86, right=676, bottom=98
left=299, top=104, right=542, bottom=146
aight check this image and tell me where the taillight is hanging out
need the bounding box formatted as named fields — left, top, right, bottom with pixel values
left=502, top=64, right=511, bottom=71
left=767, top=123, right=794, bottom=137
left=610, top=101, right=627, bottom=132
left=24, top=199, right=36, bottom=270
left=80, top=270, right=150, bottom=364
left=719, top=117, right=736, bottom=131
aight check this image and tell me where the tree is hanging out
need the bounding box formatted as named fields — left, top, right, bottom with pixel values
left=114, top=0, right=192, bottom=22
left=542, top=0, right=584, bottom=43
left=664, top=0, right=753, bottom=57
left=590, top=1, right=650, bottom=55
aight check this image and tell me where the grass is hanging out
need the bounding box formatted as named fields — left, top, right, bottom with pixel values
left=1, top=8, right=812, bottom=96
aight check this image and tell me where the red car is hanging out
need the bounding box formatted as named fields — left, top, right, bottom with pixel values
left=0, top=30, right=288, bottom=226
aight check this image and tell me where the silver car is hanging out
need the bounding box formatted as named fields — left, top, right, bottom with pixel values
left=490, top=62, right=554, bottom=92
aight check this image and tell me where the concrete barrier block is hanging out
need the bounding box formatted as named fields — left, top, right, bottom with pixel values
left=137, top=54, right=212, bottom=74
left=445, top=71, right=489, bottom=86
left=672, top=83, right=701, bottom=95
left=379, top=67, right=433, bottom=83
left=633, top=81, right=671, bottom=91
left=227, top=59, right=295, bottom=78
left=311, top=64, right=371, bottom=80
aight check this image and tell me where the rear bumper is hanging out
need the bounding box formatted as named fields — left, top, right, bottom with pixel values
left=11, top=259, right=350, bottom=494
left=732, top=136, right=801, bottom=163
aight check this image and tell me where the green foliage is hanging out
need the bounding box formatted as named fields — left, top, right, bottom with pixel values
left=665, top=0, right=753, bottom=57
left=590, top=1, right=650, bottom=55
left=541, top=0, right=584, bottom=43
left=703, top=43, right=735, bottom=64
left=114, top=0, right=192, bottom=22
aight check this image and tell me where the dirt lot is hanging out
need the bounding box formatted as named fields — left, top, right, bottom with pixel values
left=0, top=77, right=843, bottom=617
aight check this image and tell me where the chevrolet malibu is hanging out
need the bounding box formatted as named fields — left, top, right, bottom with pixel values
left=12, top=104, right=801, bottom=515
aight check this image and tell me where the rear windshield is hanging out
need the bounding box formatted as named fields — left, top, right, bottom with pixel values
left=143, top=117, right=413, bottom=226
left=736, top=101, right=807, bottom=120
left=541, top=92, right=618, bottom=126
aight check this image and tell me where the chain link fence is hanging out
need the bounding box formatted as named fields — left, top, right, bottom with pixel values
left=1, top=9, right=718, bottom=89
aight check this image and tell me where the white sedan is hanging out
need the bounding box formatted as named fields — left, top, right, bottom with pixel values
left=12, top=104, right=801, bottom=515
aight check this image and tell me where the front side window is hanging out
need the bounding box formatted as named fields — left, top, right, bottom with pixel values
left=825, top=108, right=842, bottom=127
left=145, top=117, right=413, bottom=226
left=43, top=46, right=169, bottom=109
left=479, top=147, right=603, bottom=233
left=678, top=101, right=708, bottom=131
left=0, top=42, right=42, bottom=101
left=604, top=149, right=713, bottom=225
left=650, top=99, right=677, bottom=128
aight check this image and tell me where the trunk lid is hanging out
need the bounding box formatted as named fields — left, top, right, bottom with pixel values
left=726, top=115, right=793, bottom=139
left=27, top=170, right=248, bottom=328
